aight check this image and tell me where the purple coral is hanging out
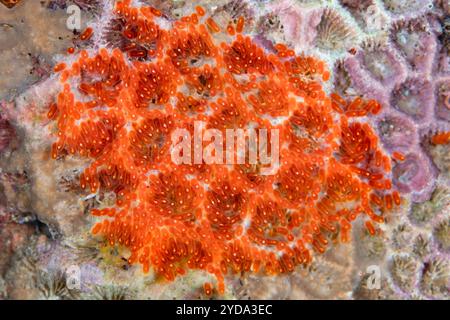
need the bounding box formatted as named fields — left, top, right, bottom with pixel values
left=375, top=111, right=418, bottom=151
left=392, top=150, right=438, bottom=202
left=383, top=0, right=434, bottom=17
left=391, top=19, right=437, bottom=75
left=343, top=56, right=389, bottom=104
left=358, top=42, right=407, bottom=88
left=435, top=79, right=450, bottom=121
left=339, top=8, right=449, bottom=207
left=267, top=0, right=322, bottom=49
left=390, top=77, right=434, bottom=123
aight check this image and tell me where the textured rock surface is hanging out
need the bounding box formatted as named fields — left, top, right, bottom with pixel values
left=0, top=0, right=448, bottom=300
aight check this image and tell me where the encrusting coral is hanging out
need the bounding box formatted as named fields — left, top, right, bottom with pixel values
left=44, top=0, right=407, bottom=295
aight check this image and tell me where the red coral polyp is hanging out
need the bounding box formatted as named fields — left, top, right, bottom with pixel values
left=47, top=0, right=402, bottom=294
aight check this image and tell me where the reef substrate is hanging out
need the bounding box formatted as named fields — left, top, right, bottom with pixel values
left=47, top=0, right=406, bottom=294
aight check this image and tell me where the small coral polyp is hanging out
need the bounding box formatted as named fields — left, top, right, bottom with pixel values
left=48, top=0, right=402, bottom=294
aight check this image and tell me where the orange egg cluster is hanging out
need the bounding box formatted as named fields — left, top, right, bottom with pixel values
left=48, top=0, right=402, bottom=294
left=431, top=132, right=450, bottom=145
